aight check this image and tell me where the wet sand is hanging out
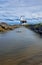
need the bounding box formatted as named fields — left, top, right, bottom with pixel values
left=0, top=26, right=42, bottom=65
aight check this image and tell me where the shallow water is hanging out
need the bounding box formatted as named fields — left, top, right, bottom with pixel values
left=0, top=26, right=42, bottom=65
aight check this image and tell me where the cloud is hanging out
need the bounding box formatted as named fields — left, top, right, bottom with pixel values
left=0, top=0, right=42, bottom=18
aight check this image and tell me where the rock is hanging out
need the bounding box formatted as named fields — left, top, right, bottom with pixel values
left=0, top=22, right=20, bottom=32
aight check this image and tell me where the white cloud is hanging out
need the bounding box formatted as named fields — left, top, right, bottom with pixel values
left=0, top=0, right=42, bottom=18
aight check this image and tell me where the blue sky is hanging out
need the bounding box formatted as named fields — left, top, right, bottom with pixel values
left=0, top=0, right=42, bottom=18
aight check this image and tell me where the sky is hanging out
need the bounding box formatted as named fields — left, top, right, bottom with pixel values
left=0, top=0, right=42, bottom=18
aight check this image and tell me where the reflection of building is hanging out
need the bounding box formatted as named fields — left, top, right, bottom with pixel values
left=20, top=16, right=27, bottom=23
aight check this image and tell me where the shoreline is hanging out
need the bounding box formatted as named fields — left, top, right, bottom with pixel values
left=0, top=22, right=42, bottom=35
left=0, top=22, right=21, bottom=32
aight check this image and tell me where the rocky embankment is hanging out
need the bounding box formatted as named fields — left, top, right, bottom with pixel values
left=0, top=22, right=20, bottom=32
left=24, top=23, right=42, bottom=35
